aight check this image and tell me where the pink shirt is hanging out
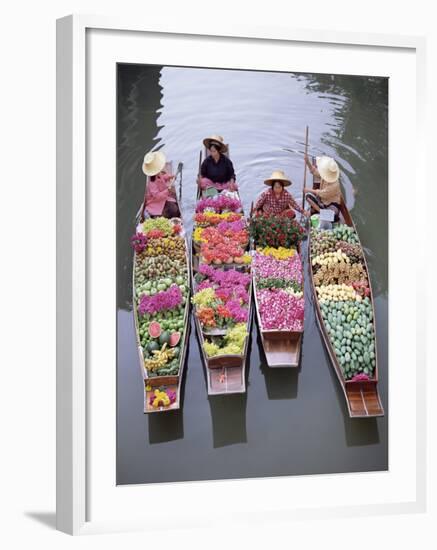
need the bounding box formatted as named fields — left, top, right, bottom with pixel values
left=144, top=173, right=176, bottom=216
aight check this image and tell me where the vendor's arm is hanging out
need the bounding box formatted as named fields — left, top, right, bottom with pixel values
left=304, top=154, right=319, bottom=177
left=254, top=190, right=267, bottom=211
left=227, top=157, right=236, bottom=183
left=146, top=179, right=169, bottom=201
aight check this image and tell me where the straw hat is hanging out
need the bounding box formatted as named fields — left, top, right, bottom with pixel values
left=142, top=150, right=166, bottom=176
left=202, top=135, right=228, bottom=153
left=316, top=156, right=339, bottom=183
left=264, top=170, right=292, bottom=187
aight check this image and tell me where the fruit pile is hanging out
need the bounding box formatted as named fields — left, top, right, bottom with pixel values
left=193, top=191, right=251, bottom=358
left=320, top=298, right=376, bottom=380
left=310, top=222, right=376, bottom=380
left=132, top=217, right=189, bottom=378
left=313, top=261, right=368, bottom=287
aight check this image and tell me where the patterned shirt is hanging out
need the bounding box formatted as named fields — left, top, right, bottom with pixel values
left=254, top=188, right=304, bottom=216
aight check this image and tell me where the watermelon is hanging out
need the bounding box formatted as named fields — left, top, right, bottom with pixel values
left=148, top=321, right=162, bottom=339
left=159, top=331, right=171, bottom=346
left=169, top=331, right=181, bottom=347
left=146, top=341, right=160, bottom=353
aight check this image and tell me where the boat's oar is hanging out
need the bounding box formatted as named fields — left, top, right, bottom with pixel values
left=302, top=126, right=309, bottom=211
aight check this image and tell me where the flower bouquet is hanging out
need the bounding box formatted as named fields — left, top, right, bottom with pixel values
left=250, top=212, right=305, bottom=248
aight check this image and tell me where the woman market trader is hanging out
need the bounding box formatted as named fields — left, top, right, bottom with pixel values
left=303, top=154, right=342, bottom=220
left=199, top=134, right=238, bottom=192
left=140, top=150, right=180, bottom=219
left=254, top=170, right=309, bottom=217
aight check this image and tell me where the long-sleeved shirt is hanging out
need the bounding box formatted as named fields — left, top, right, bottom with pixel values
left=254, top=188, right=304, bottom=216
left=144, top=173, right=176, bottom=216
left=308, top=164, right=341, bottom=205
left=200, top=154, right=235, bottom=183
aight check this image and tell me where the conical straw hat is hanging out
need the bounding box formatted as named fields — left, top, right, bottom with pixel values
left=316, top=156, right=340, bottom=183
left=142, top=150, right=166, bottom=176
left=264, top=170, right=292, bottom=187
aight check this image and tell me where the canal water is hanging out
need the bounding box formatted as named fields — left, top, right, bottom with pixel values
left=116, top=64, right=388, bottom=485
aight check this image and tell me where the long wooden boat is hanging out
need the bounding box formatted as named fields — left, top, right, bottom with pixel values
left=307, top=157, right=384, bottom=418
left=190, top=150, right=253, bottom=395
left=250, top=203, right=304, bottom=367
left=132, top=162, right=191, bottom=413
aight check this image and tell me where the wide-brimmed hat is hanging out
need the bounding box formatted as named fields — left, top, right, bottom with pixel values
left=203, top=135, right=228, bottom=153
left=316, top=156, right=339, bottom=183
left=264, top=170, right=292, bottom=187
left=142, top=150, right=166, bottom=176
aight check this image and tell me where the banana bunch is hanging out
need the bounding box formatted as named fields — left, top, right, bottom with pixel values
left=144, top=343, right=174, bottom=372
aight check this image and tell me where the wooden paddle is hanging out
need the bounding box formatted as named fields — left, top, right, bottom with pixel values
left=302, top=125, right=309, bottom=211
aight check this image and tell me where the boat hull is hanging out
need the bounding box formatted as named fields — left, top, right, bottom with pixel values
left=307, top=164, right=384, bottom=418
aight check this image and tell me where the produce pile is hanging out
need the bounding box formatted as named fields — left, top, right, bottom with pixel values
left=132, top=217, right=189, bottom=385
left=193, top=196, right=251, bottom=266
left=192, top=266, right=251, bottom=329
left=310, top=223, right=376, bottom=381
left=253, top=249, right=304, bottom=331
left=192, top=191, right=251, bottom=358
left=250, top=214, right=305, bottom=332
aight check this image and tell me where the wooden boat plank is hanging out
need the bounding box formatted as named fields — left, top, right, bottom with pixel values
left=252, top=272, right=303, bottom=368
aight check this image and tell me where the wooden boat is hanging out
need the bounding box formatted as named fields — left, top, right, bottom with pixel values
left=251, top=238, right=304, bottom=368
left=190, top=150, right=253, bottom=395
left=307, top=157, right=384, bottom=418
left=132, top=162, right=191, bottom=413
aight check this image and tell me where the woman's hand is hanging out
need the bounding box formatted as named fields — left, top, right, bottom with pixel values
left=228, top=180, right=238, bottom=191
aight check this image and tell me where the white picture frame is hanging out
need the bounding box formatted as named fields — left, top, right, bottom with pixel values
left=56, top=14, right=427, bottom=536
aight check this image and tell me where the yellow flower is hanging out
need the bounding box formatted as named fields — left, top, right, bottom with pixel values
left=193, top=227, right=205, bottom=242
left=258, top=246, right=295, bottom=260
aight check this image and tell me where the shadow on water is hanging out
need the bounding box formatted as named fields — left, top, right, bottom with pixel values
left=209, top=394, right=247, bottom=448
left=148, top=410, right=184, bottom=444
left=205, top=318, right=252, bottom=448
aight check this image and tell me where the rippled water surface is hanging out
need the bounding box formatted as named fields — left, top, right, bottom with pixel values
left=117, top=64, right=388, bottom=484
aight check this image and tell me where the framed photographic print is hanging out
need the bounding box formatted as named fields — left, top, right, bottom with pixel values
left=56, top=14, right=427, bottom=535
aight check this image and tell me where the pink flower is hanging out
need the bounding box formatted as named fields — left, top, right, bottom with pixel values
left=138, top=284, right=182, bottom=315
left=257, top=289, right=304, bottom=331
left=195, top=195, right=242, bottom=213
left=254, top=252, right=303, bottom=285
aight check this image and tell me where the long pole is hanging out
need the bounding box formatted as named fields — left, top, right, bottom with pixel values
left=302, top=125, right=309, bottom=211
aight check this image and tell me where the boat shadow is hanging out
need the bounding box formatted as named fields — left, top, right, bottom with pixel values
left=148, top=409, right=184, bottom=444
left=256, top=324, right=300, bottom=400
left=206, top=327, right=251, bottom=448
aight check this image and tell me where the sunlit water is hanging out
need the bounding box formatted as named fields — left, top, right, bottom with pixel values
left=117, top=65, right=388, bottom=484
